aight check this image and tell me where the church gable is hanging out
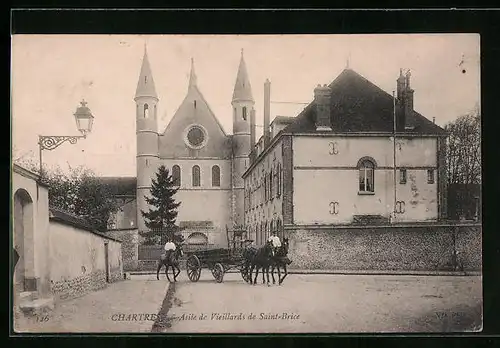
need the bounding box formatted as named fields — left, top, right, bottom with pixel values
left=159, top=85, right=231, bottom=159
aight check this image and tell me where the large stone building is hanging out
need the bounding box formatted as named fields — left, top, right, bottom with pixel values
left=106, top=48, right=256, bottom=247
left=106, top=49, right=447, bottom=249
left=243, top=68, right=447, bottom=245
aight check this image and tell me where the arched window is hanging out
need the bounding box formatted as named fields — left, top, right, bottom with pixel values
left=172, top=165, right=181, bottom=186
left=211, top=165, right=220, bottom=187
left=192, top=165, right=201, bottom=187
left=242, top=106, right=247, bottom=121
left=144, top=103, right=149, bottom=118
left=358, top=158, right=375, bottom=193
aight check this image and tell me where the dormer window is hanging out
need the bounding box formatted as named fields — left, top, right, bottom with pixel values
left=144, top=76, right=148, bottom=83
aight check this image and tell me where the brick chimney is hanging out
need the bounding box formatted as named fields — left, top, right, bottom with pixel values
left=314, top=84, right=332, bottom=131
left=250, top=108, right=256, bottom=161
left=403, top=70, right=415, bottom=130
left=396, top=68, right=405, bottom=101
left=263, top=79, right=271, bottom=147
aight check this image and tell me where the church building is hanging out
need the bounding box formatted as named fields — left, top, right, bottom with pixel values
left=105, top=48, right=255, bottom=247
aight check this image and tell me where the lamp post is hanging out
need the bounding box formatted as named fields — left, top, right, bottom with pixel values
left=38, top=99, right=94, bottom=176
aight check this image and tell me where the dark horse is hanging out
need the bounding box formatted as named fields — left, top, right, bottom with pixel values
left=156, top=243, right=184, bottom=282
left=243, top=240, right=275, bottom=286
left=270, top=237, right=292, bottom=285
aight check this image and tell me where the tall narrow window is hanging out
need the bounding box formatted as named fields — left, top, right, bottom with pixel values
left=144, top=103, right=149, bottom=118
left=358, top=159, right=375, bottom=193
left=192, top=165, right=201, bottom=187
left=400, top=169, right=407, bottom=184
left=277, top=163, right=282, bottom=197
left=194, top=100, right=197, bottom=109
left=172, top=165, right=181, bottom=186
left=269, top=170, right=273, bottom=199
left=211, top=165, right=220, bottom=187
left=277, top=219, right=282, bottom=239
left=242, top=106, right=247, bottom=121
left=427, top=169, right=435, bottom=184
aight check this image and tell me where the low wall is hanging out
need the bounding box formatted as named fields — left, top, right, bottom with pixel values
left=286, top=223, right=481, bottom=271
left=49, top=219, right=123, bottom=301
left=107, top=229, right=139, bottom=271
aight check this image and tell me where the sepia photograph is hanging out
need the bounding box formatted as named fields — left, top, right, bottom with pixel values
left=11, top=33, right=482, bottom=333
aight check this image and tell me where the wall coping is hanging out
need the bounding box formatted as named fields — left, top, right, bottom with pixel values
left=49, top=207, right=122, bottom=243
left=12, top=163, right=50, bottom=188
left=285, top=222, right=482, bottom=230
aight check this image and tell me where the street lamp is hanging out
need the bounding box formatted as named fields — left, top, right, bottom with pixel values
left=38, top=99, right=94, bottom=175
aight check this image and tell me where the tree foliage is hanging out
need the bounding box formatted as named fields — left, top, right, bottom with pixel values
left=12, top=149, right=118, bottom=232
left=140, top=165, right=183, bottom=245
left=444, top=107, right=481, bottom=184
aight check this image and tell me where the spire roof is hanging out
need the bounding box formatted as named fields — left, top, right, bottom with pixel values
left=232, top=49, right=254, bottom=102
left=135, top=46, right=158, bottom=99
left=188, top=57, right=197, bottom=89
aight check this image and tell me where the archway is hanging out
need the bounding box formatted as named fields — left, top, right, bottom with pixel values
left=187, top=232, right=208, bottom=245
left=13, top=189, right=34, bottom=293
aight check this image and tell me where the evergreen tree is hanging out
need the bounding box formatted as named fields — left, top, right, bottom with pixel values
left=140, top=165, right=182, bottom=245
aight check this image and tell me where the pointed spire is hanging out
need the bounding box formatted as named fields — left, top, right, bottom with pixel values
left=232, top=49, right=254, bottom=102
left=135, top=45, right=158, bottom=99
left=188, top=57, right=197, bottom=89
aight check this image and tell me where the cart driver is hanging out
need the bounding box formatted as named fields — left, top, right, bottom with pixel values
left=268, top=231, right=281, bottom=254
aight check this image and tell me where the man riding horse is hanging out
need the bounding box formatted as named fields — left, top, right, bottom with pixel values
left=157, top=234, right=184, bottom=282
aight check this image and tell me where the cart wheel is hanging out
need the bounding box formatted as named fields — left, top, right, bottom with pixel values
left=212, top=263, right=224, bottom=283
left=186, top=255, right=201, bottom=282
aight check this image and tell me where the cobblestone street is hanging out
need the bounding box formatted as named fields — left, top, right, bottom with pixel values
left=14, top=273, right=482, bottom=333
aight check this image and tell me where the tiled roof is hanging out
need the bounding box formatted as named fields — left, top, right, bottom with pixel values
left=97, top=176, right=137, bottom=196
left=284, top=69, right=446, bottom=135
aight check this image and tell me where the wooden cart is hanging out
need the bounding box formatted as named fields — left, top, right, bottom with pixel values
left=185, top=225, right=253, bottom=283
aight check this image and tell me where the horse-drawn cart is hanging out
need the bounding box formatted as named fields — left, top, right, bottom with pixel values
left=185, top=225, right=253, bottom=283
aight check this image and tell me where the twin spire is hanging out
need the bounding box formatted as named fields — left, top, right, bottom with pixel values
left=135, top=46, right=254, bottom=103
left=135, top=45, right=158, bottom=100
left=232, top=48, right=254, bottom=102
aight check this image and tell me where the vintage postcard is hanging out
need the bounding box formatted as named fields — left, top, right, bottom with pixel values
left=11, top=33, right=482, bottom=333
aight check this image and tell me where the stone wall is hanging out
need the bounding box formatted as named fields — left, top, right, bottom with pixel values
left=49, top=219, right=123, bottom=302
left=286, top=223, right=481, bottom=272
left=107, top=229, right=139, bottom=271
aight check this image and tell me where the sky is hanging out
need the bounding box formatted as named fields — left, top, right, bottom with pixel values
left=11, top=34, right=480, bottom=177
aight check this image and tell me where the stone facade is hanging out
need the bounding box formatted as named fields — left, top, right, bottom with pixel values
left=292, top=135, right=440, bottom=224
left=286, top=223, right=481, bottom=271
